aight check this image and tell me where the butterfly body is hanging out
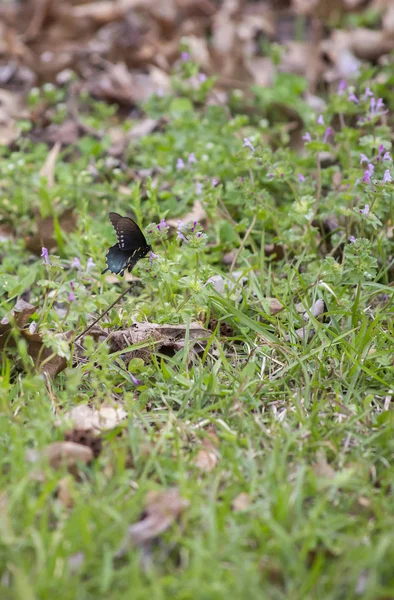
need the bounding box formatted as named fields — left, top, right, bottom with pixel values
left=102, top=212, right=151, bottom=276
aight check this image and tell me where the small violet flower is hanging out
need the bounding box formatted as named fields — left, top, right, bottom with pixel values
left=302, top=132, right=312, bottom=142
left=364, top=87, right=373, bottom=98
left=157, top=218, right=169, bottom=232
left=360, top=153, right=369, bottom=164
left=211, top=178, right=218, bottom=187
left=360, top=204, right=370, bottom=216
left=383, top=169, right=392, bottom=184
left=323, top=126, right=333, bottom=143
left=181, top=51, right=190, bottom=62
left=176, top=158, right=185, bottom=171
left=348, top=92, right=359, bottom=104
left=243, top=137, right=255, bottom=152
left=188, top=152, right=197, bottom=165
left=317, top=115, right=324, bottom=125
left=149, top=250, right=160, bottom=265
left=86, top=257, right=95, bottom=273
left=177, top=221, right=188, bottom=243
left=362, top=170, right=372, bottom=184
left=195, top=181, right=203, bottom=195
left=130, top=373, right=141, bottom=386
left=298, top=173, right=305, bottom=182
left=337, top=79, right=347, bottom=94
left=198, top=73, right=207, bottom=83
left=68, top=281, right=76, bottom=303
left=41, top=247, right=50, bottom=265
left=71, top=257, right=82, bottom=270
left=383, top=152, right=392, bottom=162
left=367, top=163, right=374, bottom=174
left=349, top=236, right=356, bottom=243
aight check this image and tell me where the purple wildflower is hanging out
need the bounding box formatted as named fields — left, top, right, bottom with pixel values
left=195, top=181, right=203, bottom=195
left=188, top=152, right=197, bottom=165
left=364, top=87, right=373, bottom=98
left=86, top=257, right=95, bottom=273
left=243, top=137, right=255, bottom=152
left=367, top=163, right=374, bottom=174
left=267, top=174, right=274, bottom=179
left=157, top=218, right=169, bottom=232
left=181, top=52, right=190, bottom=62
left=337, top=79, right=347, bottom=94
left=349, top=236, right=356, bottom=243
left=362, top=170, right=371, bottom=184
left=369, top=97, right=388, bottom=118
left=41, top=247, right=50, bottom=265
left=348, top=92, right=359, bottom=104
left=317, top=115, right=324, bottom=125
left=383, top=152, right=392, bottom=162
left=68, top=281, right=76, bottom=303
left=302, top=132, right=312, bottom=142
left=177, top=220, right=188, bottom=243
left=360, top=153, right=369, bottom=164
left=71, top=257, right=81, bottom=270
left=323, top=126, right=333, bottom=143
left=383, top=169, right=392, bottom=184
left=130, top=373, right=141, bottom=386
left=360, top=204, right=370, bottom=216
left=149, top=250, right=159, bottom=265
left=176, top=158, right=185, bottom=171
left=198, top=73, right=207, bottom=83
left=298, top=173, right=305, bottom=182
left=211, top=178, right=218, bottom=188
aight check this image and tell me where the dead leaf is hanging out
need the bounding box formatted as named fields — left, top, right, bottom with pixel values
left=25, top=208, right=76, bottom=254
left=264, top=298, right=283, bottom=316
left=37, top=441, right=94, bottom=477
left=0, top=89, right=27, bottom=146
left=232, top=492, right=251, bottom=512
left=64, top=429, right=103, bottom=458
left=109, top=321, right=210, bottom=365
left=167, top=200, right=206, bottom=228
left=193, top=429, right=219, bottom=472
left=126, top=488, right=189, bottom=547
left=0, top=222, right=14, bottom=243
left=60, top=404, right=127, bottom=433
left=39, top=141, right=61, bottom=187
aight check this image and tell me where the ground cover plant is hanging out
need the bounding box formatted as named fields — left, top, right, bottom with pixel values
left=1, top=7, right=394, bottom=600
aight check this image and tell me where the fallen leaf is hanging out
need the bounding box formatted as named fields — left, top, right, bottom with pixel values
left=60, top=404, right=127, bottom=433
left=39, top=142, right=61, bottom=187
left=126, top=488, right=189, bottom=547
left=109, top=321, right=210, bottom=364
left=64, top=429, right=103, bottom=458
left=0, top=89, right=27, bottom=146
left=166, top=200, right=206, bottom=228
left=193, top=429, right=219, bottom=472
left=194, top=448, right=218, bottom=472
left=35, top=441, right=94, bottom=477
left=232, top=492, right=251, bottom=512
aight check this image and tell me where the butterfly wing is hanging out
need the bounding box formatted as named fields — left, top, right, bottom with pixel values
left=109, top=212, right=148, bottom=251
left=101, top=244, right=131, bottom=276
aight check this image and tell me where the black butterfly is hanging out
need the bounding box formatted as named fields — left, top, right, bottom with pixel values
left=102, top=212, right=151, bottom=276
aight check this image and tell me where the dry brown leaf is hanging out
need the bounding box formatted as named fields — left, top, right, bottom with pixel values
left=265, top=298, right=283, bottom=316
left=109, top=321, right=210, bottom=364
left=39, top=141, right=61, bottom=187
left=0, top=222, right=14, bottom=243
left=166, top=200, right=206, bottom=228
left=194, top=448, right=218, bottom=472
left=0, top=304, right=68, bottom=378
left=127, top=488, right=189, bottom=546
left=232, top=492, right=251, bottom=512
left=25, top=208, right=76, bottom=254
left=0, top=89, right=27, bottom=146
left=43, top=441, right=94, bottom=476
left=60, top=404, right=127, bottom=433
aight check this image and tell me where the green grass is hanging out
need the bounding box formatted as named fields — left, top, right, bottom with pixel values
left=1, top=60, right=394, bottom=599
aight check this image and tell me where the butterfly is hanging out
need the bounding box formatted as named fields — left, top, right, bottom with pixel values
left=102, top=212, right=151, bottom=276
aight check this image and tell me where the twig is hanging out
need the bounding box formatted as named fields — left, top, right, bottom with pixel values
left=74, top=283, right=135, bottom=343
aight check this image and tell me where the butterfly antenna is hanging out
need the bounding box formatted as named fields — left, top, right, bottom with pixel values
left=74, top=282, right=135, bottom=343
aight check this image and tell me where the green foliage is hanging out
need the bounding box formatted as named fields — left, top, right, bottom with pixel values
left=1, top=52, right=394, bottom=599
